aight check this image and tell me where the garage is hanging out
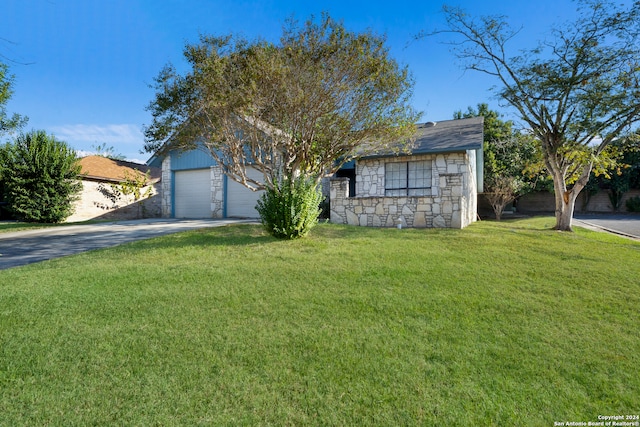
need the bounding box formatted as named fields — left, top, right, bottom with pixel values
left=226, top=167, right=264, bottom=218
left=149, top=146, right=267, bottom=219
left=174, top=169, right=212, bottom=218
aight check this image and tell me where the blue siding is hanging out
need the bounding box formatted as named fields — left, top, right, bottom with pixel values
left=170, top=148, right=217, bottom=171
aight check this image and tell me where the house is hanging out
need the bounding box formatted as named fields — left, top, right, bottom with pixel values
left=330, top=117, right=484, bottom=229
left=66, top=156, right=162, bottom=222
left=147, top=117, right=483, bottom=227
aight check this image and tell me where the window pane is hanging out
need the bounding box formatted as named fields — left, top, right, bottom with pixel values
left=385, top=162, right=407, bottom=190
left=385, top=161, right=432, bottom=196
left=408, top=161, right=431, bottom=190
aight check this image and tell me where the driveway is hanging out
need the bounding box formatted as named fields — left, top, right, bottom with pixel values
left=574, top=214, right=640, bottom=240
left=0, top=218, right=257, bottom=270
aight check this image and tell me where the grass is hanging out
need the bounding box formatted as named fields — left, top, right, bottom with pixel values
left=0, top=219, right=107, bottom=233
left=0, top=221, right=59, bottom=233
left=0, top=217, right=638, bottom=425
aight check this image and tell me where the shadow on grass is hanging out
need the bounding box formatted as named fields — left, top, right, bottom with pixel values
left=128, top=215, right=640, bottom=257
left=127, top=216, right=640, bottom=257
left=132, top=222, right=466, bottom=253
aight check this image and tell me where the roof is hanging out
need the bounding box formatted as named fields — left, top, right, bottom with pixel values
left=146, top=116, right=485, bottom=167
left=79, top=155, right=162, bottom=183
left=363, top=116, right=484, bottom=158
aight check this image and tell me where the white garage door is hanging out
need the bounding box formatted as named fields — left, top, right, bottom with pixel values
left=174, top=169, right=212, bottom=218
left=226, top=168, right=264, bottom=218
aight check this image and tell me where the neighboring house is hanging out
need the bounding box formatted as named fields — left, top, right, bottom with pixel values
left=67, top=156, right=162, bottom=222
left=330, top=117, right=484, bottom=229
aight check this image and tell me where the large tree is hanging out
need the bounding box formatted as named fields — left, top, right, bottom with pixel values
left=435, top=0, right=640, bottom=230
left=0, top=61, right=27, bottom=138
left=144, top=14, right=419, bottom=191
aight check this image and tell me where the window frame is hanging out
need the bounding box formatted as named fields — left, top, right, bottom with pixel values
left=384, top=160, right=432, bottom=197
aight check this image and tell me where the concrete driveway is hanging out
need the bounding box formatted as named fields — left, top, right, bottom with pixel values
left=574, top=214, right=640, bottom=240
left=0, top=218, right=257, bottom=270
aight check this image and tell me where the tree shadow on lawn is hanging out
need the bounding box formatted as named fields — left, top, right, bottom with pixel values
left=134, top=222, right=465, bottom=252
left=133, top=216, right=633, bottom=256
left=136, top=224, right=276, bottom=250
left=480, top=216, right=640, bottom=259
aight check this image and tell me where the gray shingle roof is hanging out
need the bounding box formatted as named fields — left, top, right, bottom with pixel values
left=363, top=116, right=484, bottom=158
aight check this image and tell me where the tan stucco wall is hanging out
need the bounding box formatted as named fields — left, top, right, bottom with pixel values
left=66, top=179, right=162, bottom=222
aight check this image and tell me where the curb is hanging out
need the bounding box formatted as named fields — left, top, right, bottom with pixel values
left=574, top=219, right=640, bottom=241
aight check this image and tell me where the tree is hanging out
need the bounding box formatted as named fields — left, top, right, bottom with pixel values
left=1, top=130, right=82, bottom=223
left=484, top=175, right=526, bottom=220
left=97, top=169, right=154, bottom=219
left=91, top=142, right=125, bottom=160
left=597, top=133, right=640, bottom=210
left=144, top=13, right=419, bottom=237
left=455, top=103, right=538, bottom=219
left=434, top=0, right=640, bottom=230
left=454, top=103, right=513, bottom=143
left=0, top=61, right=27, bottom=139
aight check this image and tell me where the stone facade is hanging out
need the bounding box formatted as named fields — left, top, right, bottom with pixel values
left=211, top=166, right=224, bottom=218
left=330, top=152, right=477, bottom=229
left=161, top=156, right=172, bottom=217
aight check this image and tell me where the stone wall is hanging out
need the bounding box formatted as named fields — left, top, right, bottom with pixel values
left=211, top=166, right=224, bottom=218
left=330, top=152, right=477, bottom=229
left=161, top=156, right=172, bottom=217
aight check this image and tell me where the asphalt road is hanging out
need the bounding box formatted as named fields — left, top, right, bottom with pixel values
left=574, top=214, right=640, bottom=240
left=0, top=218, right=255, bottom=270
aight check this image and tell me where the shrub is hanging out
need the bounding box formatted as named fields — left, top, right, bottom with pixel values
left=1, top=130, right=81, bottom=223
left=626, top=196, right=640, bottom=212
left=256, top=176, right=322, bottom=239
left=484, top=175, right=525, bottom=220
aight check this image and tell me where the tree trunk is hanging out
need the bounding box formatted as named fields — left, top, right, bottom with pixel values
left=543, top=148, right=593, bottom=231
left=555, top=192, right=577, bottom=231
left=550, top=166, right=590, bottom=232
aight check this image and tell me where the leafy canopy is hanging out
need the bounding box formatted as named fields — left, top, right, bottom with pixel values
left=1, top=130, right=81, bottom=223
left=436, top=0, right=640, bottom=230
left=456, top=103, right=539, bottom=219
left=144, top=13, right=419, bottom=190
left=0, top=61, right=27, bottom=139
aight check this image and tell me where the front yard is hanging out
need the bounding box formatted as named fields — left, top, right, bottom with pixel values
left=0, top=218, right=638, bottom=425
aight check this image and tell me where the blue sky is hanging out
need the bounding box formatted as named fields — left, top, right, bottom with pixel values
left=3, top=0, right=582, bottom=162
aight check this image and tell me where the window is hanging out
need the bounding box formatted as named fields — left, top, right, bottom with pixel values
left=385, top=160, right=432, bottom=196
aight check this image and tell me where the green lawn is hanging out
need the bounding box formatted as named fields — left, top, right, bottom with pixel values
left=0, top=218, right=638, bottom=425
left=0, top=219, right=105, bottom=233
left=0, top=222, right=57, bottom=233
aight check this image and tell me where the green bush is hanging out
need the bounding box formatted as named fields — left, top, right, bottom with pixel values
left=626, top=196, right=640, bottom=212
left=1, top=130, right=81, bottom=223
left=256, top=176, right=322, bottom=239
